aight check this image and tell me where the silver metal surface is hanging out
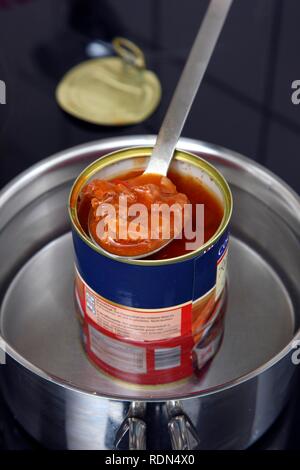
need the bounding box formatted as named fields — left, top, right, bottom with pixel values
left=167, top=401, right=200, bottom=450
left=168, top=416, right=197, bottom=450
left=115, top=402, right=146, bottom=450
left=0, top=135, right=299, bottom=449
left=146, top=0, right=233, bottom=175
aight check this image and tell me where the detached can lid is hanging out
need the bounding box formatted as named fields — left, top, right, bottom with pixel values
left=56, top=37, right=161, bottom=126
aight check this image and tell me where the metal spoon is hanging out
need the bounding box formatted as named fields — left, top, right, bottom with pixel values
left=89, top=0, right=233, bottom=260
left=88, top=210, right=175, bottom=260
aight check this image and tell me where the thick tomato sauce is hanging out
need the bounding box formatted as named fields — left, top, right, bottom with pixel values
left=153, top=169, right=224, bottom=259
left=77, top=169, right=224, bottom=260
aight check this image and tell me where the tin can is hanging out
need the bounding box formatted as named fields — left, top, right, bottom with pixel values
left=69, top=147, right=232, bottom=385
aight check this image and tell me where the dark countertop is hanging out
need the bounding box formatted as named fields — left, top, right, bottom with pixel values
left=0, top=0, right=300, bottom=194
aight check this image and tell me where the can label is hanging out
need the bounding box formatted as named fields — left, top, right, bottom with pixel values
left=85, top=284, right=190, bottom=342
left=76, top=266, right=192, bottom=340
left=75, top=260, right=227, bottom=385
left=89, top=326, right=147, bottom=374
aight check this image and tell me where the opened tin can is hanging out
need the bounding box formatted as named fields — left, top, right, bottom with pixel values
left=69, top=147, right=232, bottom=385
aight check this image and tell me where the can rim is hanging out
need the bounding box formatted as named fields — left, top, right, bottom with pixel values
left=68, top=146, right=232, bottom=265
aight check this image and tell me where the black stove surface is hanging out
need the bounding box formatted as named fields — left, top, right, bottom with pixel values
left=1, top=0, right=300, bottom=194
left=0, top=0, right=300, bottom=451
left=0, top=394, right=40, bottom=450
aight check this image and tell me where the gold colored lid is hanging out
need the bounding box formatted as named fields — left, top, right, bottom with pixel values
left=56, top=37, right=161, bottom=126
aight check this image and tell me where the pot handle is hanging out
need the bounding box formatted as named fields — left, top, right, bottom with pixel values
left=114, top=402, right=146, bottom=450
left=167, top=401, right=200, bottom=450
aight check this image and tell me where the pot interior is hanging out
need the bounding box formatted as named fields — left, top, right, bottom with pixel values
left=0, top=137, right=299, bottom=400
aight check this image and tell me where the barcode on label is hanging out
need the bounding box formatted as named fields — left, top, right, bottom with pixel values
left=89, top=325, right=147, bottom=374
left=154, top=346, right=181, bottom=370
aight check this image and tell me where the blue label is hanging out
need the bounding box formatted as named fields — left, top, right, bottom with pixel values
left=73, top=230, right=229, bottom=309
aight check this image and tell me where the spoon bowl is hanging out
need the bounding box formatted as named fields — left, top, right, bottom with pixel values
left=88, top=210, right=174, bottom=260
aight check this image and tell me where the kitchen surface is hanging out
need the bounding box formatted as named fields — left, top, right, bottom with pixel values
left=0, top=0, right=300, bottom=451
left=1, top=0, right=300, bottom=194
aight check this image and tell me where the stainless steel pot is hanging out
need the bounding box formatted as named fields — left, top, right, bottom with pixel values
left=0, top=136, right=299, bottom=450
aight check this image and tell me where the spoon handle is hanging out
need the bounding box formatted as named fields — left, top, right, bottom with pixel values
left=145, top=0, right=233, bottom=176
